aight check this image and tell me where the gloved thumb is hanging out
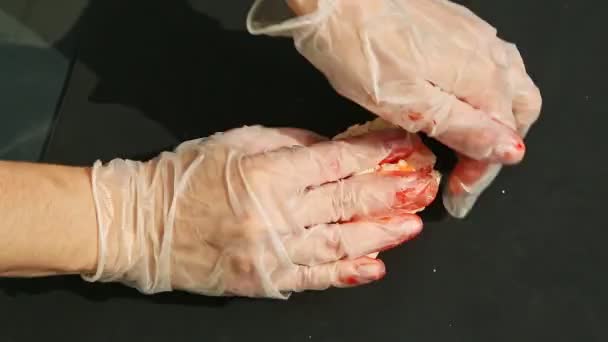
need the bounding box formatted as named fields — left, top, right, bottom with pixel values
left=442, top=157, right=502, bottom=218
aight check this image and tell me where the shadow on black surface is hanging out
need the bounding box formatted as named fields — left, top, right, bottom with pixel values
left=0, top=276, right=230, bottom=307
left=54, top=0, right=371, bottom=141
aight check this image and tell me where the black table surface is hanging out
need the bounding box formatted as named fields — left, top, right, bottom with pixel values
left=2, top=1, right=607, bottom=341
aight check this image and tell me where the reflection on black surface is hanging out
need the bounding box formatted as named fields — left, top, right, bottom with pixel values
left=0, top=43, right=70, bottom=161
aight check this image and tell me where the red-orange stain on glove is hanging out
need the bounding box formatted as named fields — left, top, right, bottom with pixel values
left=408, top=112, right=423, bottom=121
left=394, top=174, right=439, bottom=211
left=344, top=276, right=360, bottom=285
left=379, top=136, right=440, bottom=212
left=377, top=216, right=393, bottom=223
left=380, top=146, right=415, bottom=165
left=347, top=129, right=440, bottom=222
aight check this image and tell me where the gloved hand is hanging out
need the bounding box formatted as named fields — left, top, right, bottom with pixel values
left=247, top=0, right=542, bottom=217
left=83, top=126, right=438, bottom=299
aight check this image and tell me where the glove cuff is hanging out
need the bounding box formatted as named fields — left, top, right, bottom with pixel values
left=246, top=0, right=336, bottom=36
left=81, top=160, right=108, bottom=283
left=82, top=158, right=174, bottom=294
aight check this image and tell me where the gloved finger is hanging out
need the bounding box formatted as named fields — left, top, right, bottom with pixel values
left=421, top=40, right=515, bottom=116
left=295, top=171, right=437, bottom=227
left=442, top=156, right=503, bottom=218
left=374, top=81, right=525, bottom=164
left=286, top=213, right=421, bottom=266
left=450, top=47, right=518, bottom=132
left=500, top=42, right=542, bottom=136
left=256, top=129, right=418, bottom=188
left=430, top=86, right=525, bottom=164
left=513, top=81, right=542, bottom=137
left=279, top=257, right=386, bottom=292
left=442, top=43, right=541, bottom=218
left=365, top=8, right=509, bottom=122
left=441, top=92, right=538, bottom=218
left=442, top=91, right=539, bottom=220
left=215, top=126, right=327, bottom=154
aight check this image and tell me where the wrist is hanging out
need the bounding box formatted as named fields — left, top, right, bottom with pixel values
left=57, top=166, right=99, bottom=275
left=83, top=158, right=154, bottom=290
left=84, top=152, right=189, bottom=293
left=38, top=165, right=98, bottom=276
left=84, top=159, right=138, bottom=281
left=0, top=162, right=98, bottom=277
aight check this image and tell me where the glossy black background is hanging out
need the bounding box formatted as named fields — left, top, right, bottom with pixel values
left=1, top=1, right=607, bottom=341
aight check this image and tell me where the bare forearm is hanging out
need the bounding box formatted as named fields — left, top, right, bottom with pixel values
left=0, top=161, right=98, bottom=277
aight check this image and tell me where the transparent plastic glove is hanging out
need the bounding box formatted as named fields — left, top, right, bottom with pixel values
left=83, top=126, right=439, bottom=299
left=247, top=0, right=542, bottom=217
